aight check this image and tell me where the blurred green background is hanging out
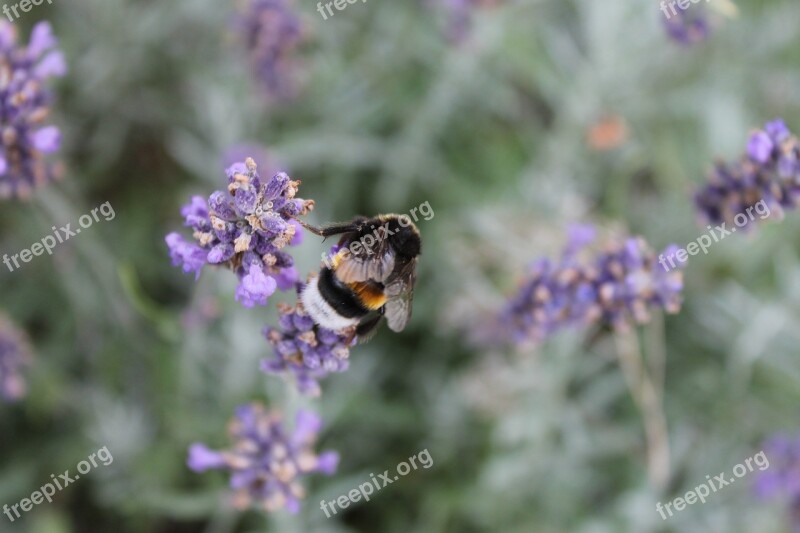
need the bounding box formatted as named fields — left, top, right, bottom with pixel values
left=1, top=0, right=800, bottom=531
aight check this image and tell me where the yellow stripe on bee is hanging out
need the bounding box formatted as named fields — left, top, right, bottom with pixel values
left=330, top=249, right=348, bottom=269
left=349, top=282, right=387, bottom=310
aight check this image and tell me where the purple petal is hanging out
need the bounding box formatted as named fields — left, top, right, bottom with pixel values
left=293, top=410, right=322, bottom=444
left=32, top=126, right=60, bottom=153
left=187, top=443, right=226, bottom=472
left=234, top=264, right=277, bottom=307
left=34, top=50, right=67, bottom=78
left=166, top=233, right=206, bottom=279
left=27, top=22, right=57, bottom=58
left=748, top=131, right=774, bottom=164
left=765, top=119, right=790, bottom=142
left=316, top=451, right=340, bottom=475
left=273, top=266, right=299, bottom=291
left=207, top=243, right=235, bottom=264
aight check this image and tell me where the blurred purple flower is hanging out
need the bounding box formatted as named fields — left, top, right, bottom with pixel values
left=0, top=313, right=32, bottom=401
left=695, top=119, right=800, bottom=227
left=434, top=0, right=505, bottom=43
left=261, top=299, right=354, bottom=397
left=233, top=0, right=306, bottom=101
left=165, top=157, right=313, bottom=307
left=0, top=21, right=67, bottom=199
left=491, top=226, right=684, bottom=346
left=187, top=403, right=339, bottom=513
left=754, top=433, right=800, bottom=531
left=223, top=143, right=281, bottom=177
left=662, top=6, right=711, bottom=45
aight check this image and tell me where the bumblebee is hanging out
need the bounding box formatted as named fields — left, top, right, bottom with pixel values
left=299, top=214, right=420, bottom=340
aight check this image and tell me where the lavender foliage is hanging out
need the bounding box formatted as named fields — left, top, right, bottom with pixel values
left=188, top=403, right=339, bottom=513
left=495, top=225, right=684, bottom=346
left=0, top=21, right=67, bottom=199
left=0, top=313, right=32, bottom=401
left=695, top=119, right=800, bottom=227
left=233, top=0, right=305, bottom=101
left=262, top=298, right=354, bottom=397
left=166, top=157, right=313, bottom=308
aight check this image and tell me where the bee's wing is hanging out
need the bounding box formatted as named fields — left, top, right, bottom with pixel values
left=384, top=259, right=417, bottom=332
left=334, top=242, right=395, bottom=284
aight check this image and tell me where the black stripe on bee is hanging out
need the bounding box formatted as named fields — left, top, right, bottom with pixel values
left=317, top=267, right=370, bottom=319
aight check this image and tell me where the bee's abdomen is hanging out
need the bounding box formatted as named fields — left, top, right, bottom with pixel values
left=348, top=281, right=388, bottom=310
left=317, top=267, right=370, bottom=318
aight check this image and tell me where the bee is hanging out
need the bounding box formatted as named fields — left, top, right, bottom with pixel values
left=298, top=214, right=421, bottom=340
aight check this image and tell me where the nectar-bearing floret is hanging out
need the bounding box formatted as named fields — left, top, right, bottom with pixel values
left=187, top=403, right=339, bottom=513
left=0, top=21, right=66, bottom=199
left=166, top=157, right=314, bottom=308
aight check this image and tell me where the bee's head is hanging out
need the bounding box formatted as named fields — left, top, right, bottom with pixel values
left=389, top=223, right=421, bottom=258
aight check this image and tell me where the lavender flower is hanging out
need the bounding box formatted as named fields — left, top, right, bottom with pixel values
left=0, top=21, right=67, bottom=199
left=187, top=403, right=339, bottom=513
left=662, top=6, right=711, bottom=45
left=695, top=119, right=800, bottom=227
left=166, top=157, right=313, bottom=308
left=495, top=225, right=684, bottom=346
left=262, top=299, right=353, bottom=397
left=233, top=0, right=305, bottom=101
left=754, top=434, right=800, bottom=531
left=435, top=0, right=504, bottom=42
left=0, top=313, right=32, bottom=401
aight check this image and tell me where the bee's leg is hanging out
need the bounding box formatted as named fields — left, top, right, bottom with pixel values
left=354, top=309, right=384, bottom=344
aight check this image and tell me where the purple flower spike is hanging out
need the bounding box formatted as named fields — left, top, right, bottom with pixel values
left=0, top=21, right=67, bottom=199
left=434, top=0, right=505, bottom=43
left=234, top=0, right=306, bottom=101
left=187, top=403, right=339, bottom=513
left=696, top=119, right=800, bottom=228
left=262, top=299, right=354, bottom=397
left=0, top=313, right=33, bottom=402
left=662, top=7, right=711, bottom=45
left=489, top=228, right=684, bottom=347
left=754, top=433, right=800, bottom=531
left=166, top=157, right=314, bottom=307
